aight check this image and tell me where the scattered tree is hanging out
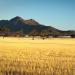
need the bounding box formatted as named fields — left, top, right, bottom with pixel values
left=2, top=27, right=10, bottom=38
left=29, top=29, right=38, bottom=40
left=40, top=30, right=50, bottom=40
left=71, top=34, right=75, bottom=38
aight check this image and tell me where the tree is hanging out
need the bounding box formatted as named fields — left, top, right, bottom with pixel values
left=17, top=29, right=24, bottom=37
left=2, top=27, right=10, bottom=38
left=29, top=29, right=38, bottom=40
left=71, top=34, right=75, bottom=38
left=52, top=31, right=60, bottom=38
left=40, top=30, right=50, bottom=40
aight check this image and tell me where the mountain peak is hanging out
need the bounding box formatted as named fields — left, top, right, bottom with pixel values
left=25, top=19, right=39, bottom=25
left=9, top=16, right=39, bottom=25
left=10, top=16, right=24, bottom=21
left=14, top=16, right=22, bottom=19
left=9, top=16, right=26, bottom=25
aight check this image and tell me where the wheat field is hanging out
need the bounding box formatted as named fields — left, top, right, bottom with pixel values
left=0, top=37, right=75, bottom=75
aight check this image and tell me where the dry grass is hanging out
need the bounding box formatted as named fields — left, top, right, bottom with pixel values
left=0, top=37, right=75, bottom=75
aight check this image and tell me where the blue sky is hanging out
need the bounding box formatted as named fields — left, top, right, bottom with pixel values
left=0, top=0, right=75, bottom=30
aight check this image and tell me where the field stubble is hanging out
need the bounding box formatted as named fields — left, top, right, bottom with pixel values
left=0, top=37, right=75, bottom=75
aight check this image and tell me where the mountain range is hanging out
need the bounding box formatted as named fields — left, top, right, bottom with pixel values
left=0, top=16, right=75, bottom=36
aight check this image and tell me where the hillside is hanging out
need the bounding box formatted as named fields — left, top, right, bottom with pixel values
left=0, top=16, right=75, bottom=37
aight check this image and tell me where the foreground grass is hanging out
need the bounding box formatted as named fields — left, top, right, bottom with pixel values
left=0, top=37, right=75, bottom=75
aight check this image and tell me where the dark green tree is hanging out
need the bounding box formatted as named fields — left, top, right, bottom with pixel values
left=17, top=29, right=24, bottom=37
left=2, top=27, right=10, bottom=38
left=29, top=29, right=38, bottom=40
left=52, top=31, right=60, bottom=38
left=40, top=30, right=50, bottom=40
left=71, top=34, right=75, bottom=38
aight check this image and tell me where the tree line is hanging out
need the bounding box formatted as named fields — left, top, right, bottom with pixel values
left=0, top=27, right=75, bottom=39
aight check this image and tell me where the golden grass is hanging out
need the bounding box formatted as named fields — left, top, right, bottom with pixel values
left=0, top=37, right=75, bottom=75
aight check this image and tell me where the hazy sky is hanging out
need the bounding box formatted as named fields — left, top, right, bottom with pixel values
left=0, top=0, right=75, bottom=30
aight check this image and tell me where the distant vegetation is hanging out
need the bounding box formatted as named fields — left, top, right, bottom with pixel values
left=0, top=16, right=75, bottom=39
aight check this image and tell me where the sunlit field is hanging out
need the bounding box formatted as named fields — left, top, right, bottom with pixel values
left=0, top=37, right=75, bottom=75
